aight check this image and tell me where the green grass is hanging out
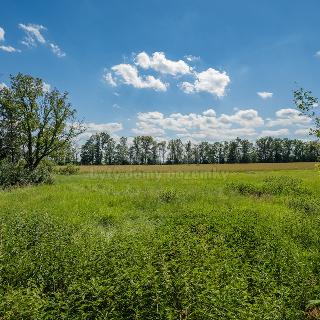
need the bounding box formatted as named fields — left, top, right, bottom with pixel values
left=0, top=168, right=320, bottom=319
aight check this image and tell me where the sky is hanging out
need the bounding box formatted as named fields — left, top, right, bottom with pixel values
left=0, top=0, right=319, bottom=142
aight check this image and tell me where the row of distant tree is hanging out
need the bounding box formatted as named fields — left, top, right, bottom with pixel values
left=75, top=133, right=320, bottom=165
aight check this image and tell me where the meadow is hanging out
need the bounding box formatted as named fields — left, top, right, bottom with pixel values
left=0, top=163, right=320, bottom=319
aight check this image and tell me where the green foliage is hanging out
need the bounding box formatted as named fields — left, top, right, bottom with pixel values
left=0, top=169, right=319, bottom=318
left=288, top=196, right=320, bottom=215
left=54, top=164, right=79, bottom=175
left=80, top=132, right=320, bottom=165
left=0, top=159, right=53, bottom=188
left=228, top=175, right=308, bottom=197
left=0, top=73, right=83, bottom=188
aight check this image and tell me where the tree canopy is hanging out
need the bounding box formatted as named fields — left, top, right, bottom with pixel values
left=0, top=73, right=83, bottom=171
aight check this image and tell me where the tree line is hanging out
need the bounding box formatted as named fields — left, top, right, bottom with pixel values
left=79, top=133, right=320, bottom=165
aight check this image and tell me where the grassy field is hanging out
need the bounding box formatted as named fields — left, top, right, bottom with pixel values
left=0, top=164, right=320, bottom=319
left=78, top=162, right=317, bottom=173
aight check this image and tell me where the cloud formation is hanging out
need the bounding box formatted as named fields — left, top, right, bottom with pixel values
left=49, top=43, right=66, bottom=58
left=266, top=108, right=310, bottom=127
left=131, top=107, right=310, bottom=141
left=104, top=51, right=231, bottom=97
left=106, top=64, right=168, bottom=91
left=180, top=68, right=231, bottom=97
left=19, top=23, right=66, bottom=57
left=135, top=51, right=191, bottom=75
left=19, top=23, right=46, bottom=46
left=257, top=91, right=273, bottom=99
left=0, top=26, right=19, bottom=53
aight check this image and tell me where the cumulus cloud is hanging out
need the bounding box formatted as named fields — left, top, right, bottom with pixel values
left=179, top=68, right=230, bottom=97
left=135, top=51, right=191, bottom=75
left=257, top=91, right=273, bottom=99
left=266, top=108, right=311, bottom=127
left=315, top=51, right=320, bottom=58
left=132, top=108, right=265, bottom=140
left=108, top=64, right=168, bottom=91
left=219, top=109, right=264, bottom=127
left=104, top=51, right=231, bottom=97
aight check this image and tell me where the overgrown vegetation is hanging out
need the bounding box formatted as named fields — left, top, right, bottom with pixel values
left=0, top=169, right=319, bottom=319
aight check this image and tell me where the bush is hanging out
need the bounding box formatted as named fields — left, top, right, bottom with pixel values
left=54, top=164, right=79, bottom=175
left=0, top=160, right=53, bottom=189
left=228, top=176, right=309, bottom=197
left=288, top=196, right=320, bottom=215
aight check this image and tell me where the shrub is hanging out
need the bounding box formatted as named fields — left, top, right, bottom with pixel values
left=288, top=197, right=320, bottom=215
left=0, top=160, right=53, bottom=189
left=54, top=164, right=79, bottom=175
left=228, top=176, right=309, bottom=197
left=227, top=182, right=264, bottom=197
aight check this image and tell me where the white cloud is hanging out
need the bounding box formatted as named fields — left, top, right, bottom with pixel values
left=103, top=72, right=117, bottom=87
left=0, top=45, right=19, bottom=52
left=49, top=43, right=66, bottom=58
left=0, top=27, right=5, bottom=41
left=260, top=128, right=289, bottom=137
left=257, top=91, right=273, bottom=99
left=135, top=51, right=191, bottom=75
left=266, top=108, right=311, bottom=127
left=110, top=64, right=168, bottom=91
left=315, top=51, right=320, bottom=58
left=220, top=109, right=264, bottom=127
left=179, top=68, right=230, bottom=97
left=294, top=128, right=310, bottom=136
left=202, top=109, right=216, bottom=117
left=85, top=122, right=123, bottom=133
left=0, top=27, right=19, bottom=53
left=19, top=23, right=65, bottom=57
left=132, top=108, right=264, bottom=140
left=76, top=122, right=123, bottom=142
left=19, top=23, right=46, bottom=46
left=184, top=55, right=200, bottom=62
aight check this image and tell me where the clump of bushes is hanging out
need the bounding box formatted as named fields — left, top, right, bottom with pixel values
left=288, top=196, right=320, bottom=215
left=0, top=160, right=53, bottom=189
left=228, top=176, right=308, bottom=197
left=54, top=164, right=79, bottom=175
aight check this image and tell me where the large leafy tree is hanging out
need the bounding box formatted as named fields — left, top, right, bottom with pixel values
left=0, top=73, right=83, bottom=170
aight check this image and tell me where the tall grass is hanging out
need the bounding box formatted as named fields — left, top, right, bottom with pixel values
left=0, top=169, right=319, bottom=319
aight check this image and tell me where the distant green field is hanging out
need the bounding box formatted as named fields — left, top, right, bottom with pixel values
left=0, top=167, right=320, bottom=319
left=78, top=161, right=317, bottom=173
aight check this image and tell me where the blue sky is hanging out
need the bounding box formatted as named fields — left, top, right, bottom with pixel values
left=0, top=0, right=319, bottom=141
